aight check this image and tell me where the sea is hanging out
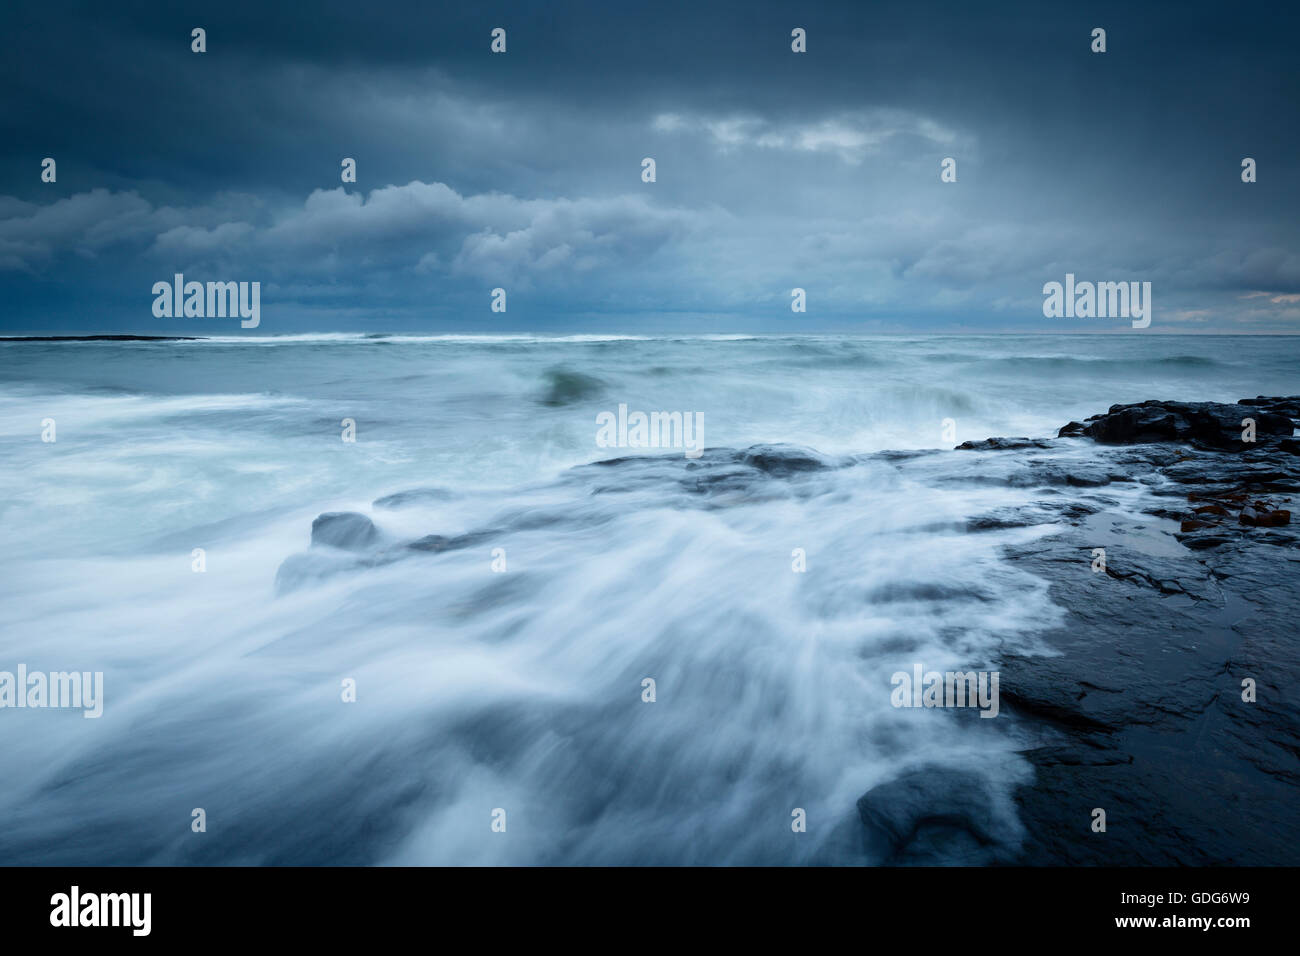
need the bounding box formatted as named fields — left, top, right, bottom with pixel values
left=0, top=333, right=1296, bottom=864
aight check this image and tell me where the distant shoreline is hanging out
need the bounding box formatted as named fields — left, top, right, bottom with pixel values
left=6, top=331, right=1300, bottom=341
left=0, top=335, right=204, bottom=342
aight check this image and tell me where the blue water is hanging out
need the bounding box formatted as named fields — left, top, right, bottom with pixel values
left=0, top=333, right=1295, bottom=863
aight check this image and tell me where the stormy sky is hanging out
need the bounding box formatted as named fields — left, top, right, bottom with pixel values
left=2, top=0, right=1298, bottom=334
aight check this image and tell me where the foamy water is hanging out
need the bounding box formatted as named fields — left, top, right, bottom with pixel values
left=0, top=334, right=1295, bottom=863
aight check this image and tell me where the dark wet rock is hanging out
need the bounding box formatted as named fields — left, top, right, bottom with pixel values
left=311, top=512, right=381, bottom=551
left=871, top=448, right=941, bottom=462
left=967, top=498, right=1104, bottom=532
left=1240, top=395, right=1300, bottom=420
left=1000, top=529, right=1300, bottom=862
left=1188, top=490, right=1248, bottom=503
left=1174, top=530, right=1236, bottom=550
left=739, top=444, right=836, bottom=475
left=406, top=534, right=455, bottom=552
left=1005, top=461, right=1133, bottom=489
left=1076, top=398, right=1293, bottom=448
left=1232, top=503, right=1291, bottom=528
left=966, top=513, right=1037, bottom=532
left=1161, top=459, right=1291, bottom=487
left=864, top=580, right=994, bottom=604
left=407, top=530, right=498, bottom=553
left=585, top=443, right=836, bottom=475
left=856, top=767, right=1022, bottom=865
left=274, top=510, right=409, bottom=591
left=1055, top=501, right=1103, bottom=520
left=956, top=437, right=1054, bottom=451
left=566, top=444, right=846, bottom=511
left=1156, top=476, right=1297, bottom=537
left=941, top=395, right=1300, bottom=863
left=677, top=467, right=766, bottom=497
left=995, top=473, right=1300, bottom=863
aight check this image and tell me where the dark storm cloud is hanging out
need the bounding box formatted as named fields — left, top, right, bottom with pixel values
left=2, top=0, right=1297, bottom=332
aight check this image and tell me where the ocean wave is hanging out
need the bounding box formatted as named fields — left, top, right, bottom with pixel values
left=961, top=354, right=1225, bottom=371
left=2, top=334, right=1298, bottom=864
left=537, top=368, right=607, bottom=406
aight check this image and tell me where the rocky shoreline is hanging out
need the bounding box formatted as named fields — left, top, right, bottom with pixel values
left=865, top=396, right=1300, bottom=865
left=281, top=395, right=1300, bottom=865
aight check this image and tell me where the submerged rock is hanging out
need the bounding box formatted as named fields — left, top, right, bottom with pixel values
left=311, top=512, right=381, bottom=551
left=275, top=551, right=365, bottom=593
left=406, top=530, right=497, bottom=553
left=739, top=443, right=837, bottom=475
left=856, top=767, right=1022, bottom=865
left=538, top=368, right=605, bottom=407
left=373, top=487, right=454, bottom=509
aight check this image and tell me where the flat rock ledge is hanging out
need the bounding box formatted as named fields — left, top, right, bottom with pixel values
left=857, top=395, right=1299, bottom=865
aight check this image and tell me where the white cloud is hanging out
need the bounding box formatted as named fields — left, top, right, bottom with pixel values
left=0, top=182, right=702, bottom=286
left=651, top=108, right=967, bottom=164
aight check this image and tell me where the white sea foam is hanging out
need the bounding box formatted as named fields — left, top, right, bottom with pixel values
left=0, top=334, right=1294, bottom=863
